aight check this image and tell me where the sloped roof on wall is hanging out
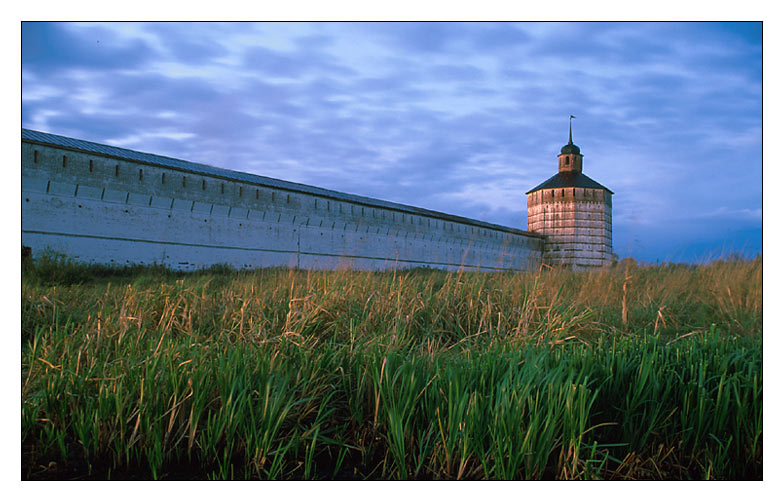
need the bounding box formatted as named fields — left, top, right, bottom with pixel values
left=22, top=128, right=543, bottom=238
left=526, top=171, right=613, bottom=195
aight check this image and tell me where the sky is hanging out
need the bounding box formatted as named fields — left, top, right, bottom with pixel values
left=20, top=21, right=762, bottom=263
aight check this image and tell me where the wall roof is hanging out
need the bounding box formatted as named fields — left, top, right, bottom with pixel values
left=526, top=171, right=613, bottom=195
left=23, top=128, right=543, bottom=239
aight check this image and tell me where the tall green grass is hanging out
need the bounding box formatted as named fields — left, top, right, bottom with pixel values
left=21, top=256, right=762, bottom=479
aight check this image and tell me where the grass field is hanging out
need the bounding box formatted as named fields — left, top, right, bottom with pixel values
left=21, top=254, right=762, bottom=480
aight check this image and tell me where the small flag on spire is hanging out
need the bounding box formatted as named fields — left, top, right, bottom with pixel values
left=570, top=115, right=576, bottom=119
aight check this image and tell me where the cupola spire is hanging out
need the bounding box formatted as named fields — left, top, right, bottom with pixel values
left=559, top=115, right=581, bottom=157
left=558, top=115, right=582, bottom=172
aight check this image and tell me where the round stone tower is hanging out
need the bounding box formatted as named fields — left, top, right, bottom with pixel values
left=526, top=121, right=613, bottom=269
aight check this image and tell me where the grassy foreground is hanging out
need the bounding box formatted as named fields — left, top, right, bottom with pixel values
left=21, top=256, right=762, bottom=480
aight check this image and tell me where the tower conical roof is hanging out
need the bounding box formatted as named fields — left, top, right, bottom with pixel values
left=526, top=171, right=612, bottom=194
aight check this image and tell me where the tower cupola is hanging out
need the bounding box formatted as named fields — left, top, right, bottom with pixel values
left=558, top=118, right=583, bottom=173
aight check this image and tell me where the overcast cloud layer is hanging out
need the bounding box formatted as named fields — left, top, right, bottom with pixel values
left=21, top=22, right=762, bottom=263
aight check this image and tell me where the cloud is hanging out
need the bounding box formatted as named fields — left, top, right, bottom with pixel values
left=22, top=22, right=155, bottom=72
left=21, top=22, right=762, bottom=262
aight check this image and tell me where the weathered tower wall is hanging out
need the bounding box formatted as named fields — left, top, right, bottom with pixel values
left=527, top=187, right=613, bottom=268
left=22, top=132, right=545, bottom=272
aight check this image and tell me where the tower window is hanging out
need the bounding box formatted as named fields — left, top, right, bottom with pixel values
left=33, top=150, right=38, bottom=163
left=62, top=155, right=67, bottom=168
left=161, top=173, right=166, bottom=184
left=565, top=157, right=570, bottom=165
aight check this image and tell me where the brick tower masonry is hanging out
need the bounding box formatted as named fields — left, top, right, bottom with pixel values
left=526, top=124, right=613, bottom=269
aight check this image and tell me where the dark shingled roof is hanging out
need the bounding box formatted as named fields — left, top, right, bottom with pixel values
left=526, top=171, right=613, bottom=195
left=22, top=128, right=543, bottom=238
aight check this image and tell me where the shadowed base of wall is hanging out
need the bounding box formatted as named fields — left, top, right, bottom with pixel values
left=22, top=231, right=543, bottom=273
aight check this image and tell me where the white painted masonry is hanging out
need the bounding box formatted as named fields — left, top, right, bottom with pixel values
left=22, top=130, right=545, bottom=272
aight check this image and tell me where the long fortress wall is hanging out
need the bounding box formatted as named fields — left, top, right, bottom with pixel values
left=22, top=130, right=544, bottom=272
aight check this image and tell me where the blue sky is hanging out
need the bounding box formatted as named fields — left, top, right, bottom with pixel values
left=21, top=21, right=762, bottom=263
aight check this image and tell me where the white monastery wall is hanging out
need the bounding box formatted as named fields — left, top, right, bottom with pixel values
left=22, top=137, right=544, bottom=272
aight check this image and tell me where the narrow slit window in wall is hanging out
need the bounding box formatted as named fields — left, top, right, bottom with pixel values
left=565, top=157, right=570, bottom=165
left=256, top=189, right=259, bottom=200
left=116, top=165, right=120, bottom=176
left=162, top=173, right=166, bottom=184
left=202, top=179, right=206, bottom=190
left=62, top=155, right=67, bottom=168
left=89, top=160, right=93, bottom=172
left=33, top=150, right=38, bottom=163
left=139, top=169, right=143, bottom=181
left=287, top=194, right=290, bottom=203
left=182, top=176, right=186, bottom=187
left=221, top=183, right=224, bottom=194
left=239, top=186, right=243, bottom=197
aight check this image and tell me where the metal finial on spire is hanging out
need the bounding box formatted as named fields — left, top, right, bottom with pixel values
left=569, top=115, right=576, bottom=144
